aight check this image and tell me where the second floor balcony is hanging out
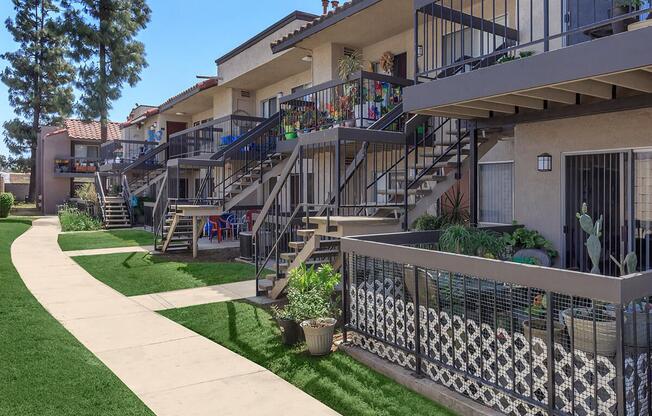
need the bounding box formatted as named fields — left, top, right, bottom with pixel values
left=406, top=0, right=652, bottom=120
left=100, top=140, right=160, bottom=168
left=280, top=71, right=412, bottom=137
left=168, top=114, right=265, bottom=159
left=54, top=157, right=100, bottom=177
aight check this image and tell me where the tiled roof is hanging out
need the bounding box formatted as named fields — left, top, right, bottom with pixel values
left=159, top=79, right=218, bottom=111
left=271, top=0, right=374, bottom=52
left=45, top=119, right=121, bottom=141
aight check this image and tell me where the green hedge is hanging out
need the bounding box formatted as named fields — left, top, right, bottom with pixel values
left=0, top=193, right=14, bottom=218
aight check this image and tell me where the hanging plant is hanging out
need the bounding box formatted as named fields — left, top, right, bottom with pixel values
left=337, top=50, right=364, bottom=81
left=380, top=51, right=394, bottom=75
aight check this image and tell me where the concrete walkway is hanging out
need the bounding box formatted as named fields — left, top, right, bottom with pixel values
left=64, top=245, right=154, bottom=257
left=129, top=280, right=255, bottom=311
left=12, top=217, right=339, bottom=416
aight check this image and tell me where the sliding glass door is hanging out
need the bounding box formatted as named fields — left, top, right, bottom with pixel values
left=564, top=150, right=652, bottom=276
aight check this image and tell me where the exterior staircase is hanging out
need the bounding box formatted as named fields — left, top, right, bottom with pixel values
left=156, top=209, right=193, bottom=252
left=101, top=196, right=132, bottom=229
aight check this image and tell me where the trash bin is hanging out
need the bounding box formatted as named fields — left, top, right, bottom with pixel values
left=239, top=232, right=253, bottom=260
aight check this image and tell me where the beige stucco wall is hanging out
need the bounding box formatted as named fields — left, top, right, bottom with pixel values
left=254, top=70, right=312, bottom=117
left=513, top=108, right=652, bottom=257
left=219, top=20, right=309, bottom=84
left=362, top=28, right=414, bottom=77
left=39, top=132, right=74, bottom=214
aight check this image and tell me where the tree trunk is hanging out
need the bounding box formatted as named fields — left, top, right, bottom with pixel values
left=99, top=0, right=108, bottom=143
left=28, top=143, right=37, bottom=203
left=28, top=1, right=43, bottom=203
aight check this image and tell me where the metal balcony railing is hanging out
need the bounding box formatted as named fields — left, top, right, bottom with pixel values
left=54, top=157, right=100, bottom=174
left=167, top=114, right=265, bottom=159
left=415, top=0, right=652, bottom=82
left=342, top=229, right=652, bottom=416
left=100, top=140, right=160, bottom=166
left=280, top=71, right=412, bottom=136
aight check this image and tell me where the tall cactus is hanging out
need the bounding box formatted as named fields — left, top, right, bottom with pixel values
left=576, top=203, right=603, bottom=274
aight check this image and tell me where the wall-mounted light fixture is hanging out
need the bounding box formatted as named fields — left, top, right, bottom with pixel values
left=301, top=55, right=313, bottom=62
left=417, top=45, right=424, bottom=57
left=537, top=153, right=552, bottom=172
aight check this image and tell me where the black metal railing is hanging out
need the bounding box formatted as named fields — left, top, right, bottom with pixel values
left=341, top=230, right=652, bottom=416
left=100, top=140, right=160, bottom=166
left=280, top=71, right=411, bottom=135
left=54, top=157, right=100, bottom=174
left=415, top=0, right=652, bottom=82
left=168, top=114, right=264, bottom=159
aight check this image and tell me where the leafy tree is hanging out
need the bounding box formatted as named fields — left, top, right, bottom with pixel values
left=1, top=0, right=74, bottom=200
left=0, top=153, right=31, bottom=173
left=62, top=0, right=151, bottom=142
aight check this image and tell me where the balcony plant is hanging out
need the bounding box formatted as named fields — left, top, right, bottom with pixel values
left=502, top=227, right=558, bottom=264
left=522, top=294, right=566, bottom=346
left=286, top=263, right=341, bottom=356
left=283, top=125, right=298, bottom=140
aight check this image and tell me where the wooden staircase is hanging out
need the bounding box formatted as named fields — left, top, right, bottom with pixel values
left=157, top=210, right=193, bottom=252
left=102, top=196, right=132, bottom=229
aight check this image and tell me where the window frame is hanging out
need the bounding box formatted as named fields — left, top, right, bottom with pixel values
left=478, top=160, right=515, bottom=226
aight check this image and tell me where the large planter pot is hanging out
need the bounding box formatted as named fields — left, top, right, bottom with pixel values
left=284, top=132, right=298, bottom=140
left=301, top=318, right=336, bottom=356
left=277, top=318, right=302, bottom=346
left=562, top=308, right=617, bottom=356
left=522, top=319, right=566, bottom=345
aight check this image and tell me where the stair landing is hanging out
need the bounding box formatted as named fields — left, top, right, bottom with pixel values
left=304, top=216, right=401, bottom=238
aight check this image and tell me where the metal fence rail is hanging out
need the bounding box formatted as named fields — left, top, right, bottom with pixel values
left=341, top=231, right=652, bottom=416
left=415, top=0, right=652, bottom=83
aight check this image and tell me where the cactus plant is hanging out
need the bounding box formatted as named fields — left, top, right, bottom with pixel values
left=576, top=203, right=603, bottom=274
left=610, top=251, right=638, bottom=276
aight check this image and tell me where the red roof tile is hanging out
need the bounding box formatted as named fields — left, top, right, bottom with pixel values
left=45, top=119, right=121, bottom=141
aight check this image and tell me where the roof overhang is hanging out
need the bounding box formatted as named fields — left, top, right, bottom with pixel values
left=219, top=48, right=311, bottom=90
left=271, top=0, right=381, bottom=53
left=159, top=85, right=217, bottom=116
left=404, top=26, right=652, bottom=119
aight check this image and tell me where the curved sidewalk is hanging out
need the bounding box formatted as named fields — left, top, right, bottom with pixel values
left=12, top=217, right=339, bottom=416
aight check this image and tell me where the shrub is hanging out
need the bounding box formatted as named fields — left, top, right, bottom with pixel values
left=411, top=213, right=446, bottom=231
left=438, top=225, right=507, bottom=259
left=58, top=204, right=102, bottom=232
left=502, top=227, right=558, bottom=259
left=0, top=192, right=14, bottom=218
left=75, top=183, right=98, bottom=205
left=284, top=264, right=341, bottom=322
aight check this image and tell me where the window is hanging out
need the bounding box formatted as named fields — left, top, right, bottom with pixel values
left=442, top=15, right=506, bottom=66
left=73, top=144, right=99, bottom=159
left=260, top=97, right=277, bottom=118
left=479, top=162, right=513, bottom=224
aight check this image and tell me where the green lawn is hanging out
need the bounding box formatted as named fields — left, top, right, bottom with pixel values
left=58, top=229, right=154, bottom=251
left=73, top=252, right=261, bottom=296
left=0, top=218, right=154, bottom=416
left=161, top=301, right=456, bottom=416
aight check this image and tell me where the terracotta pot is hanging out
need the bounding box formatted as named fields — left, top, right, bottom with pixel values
left=301, top=318, right=336, bottom=356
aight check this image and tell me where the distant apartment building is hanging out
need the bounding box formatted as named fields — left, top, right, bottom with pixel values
left=36, top=119, right=121, bottom=214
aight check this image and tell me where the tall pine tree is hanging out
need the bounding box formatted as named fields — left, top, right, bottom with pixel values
left=1, top=0, right=74, bottom=200
left=62, top=0, right=151, bottom=142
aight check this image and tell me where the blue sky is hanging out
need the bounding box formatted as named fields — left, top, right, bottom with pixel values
left=0, top=0, right=323, bottom=157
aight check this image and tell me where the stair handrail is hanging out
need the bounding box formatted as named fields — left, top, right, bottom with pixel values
left=152, top=170, right=169, bottom=246
left=121, top=174, right=134, bottom=224
left=94, top=171, right=106, bottom=223
left=121, top=141, right=169, bottom=174
left=251, top=144, right=300, bottom=235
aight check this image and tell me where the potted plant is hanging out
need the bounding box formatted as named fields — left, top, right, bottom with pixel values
left=286, top=264, right=341, bottom=356
left=562, top=306, right=617, bottom=356
left=284, top=125, right=298, bottom=140
left=272, top=305, right=303, bottom=346
left=522, top=294, right=566, bottom=345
